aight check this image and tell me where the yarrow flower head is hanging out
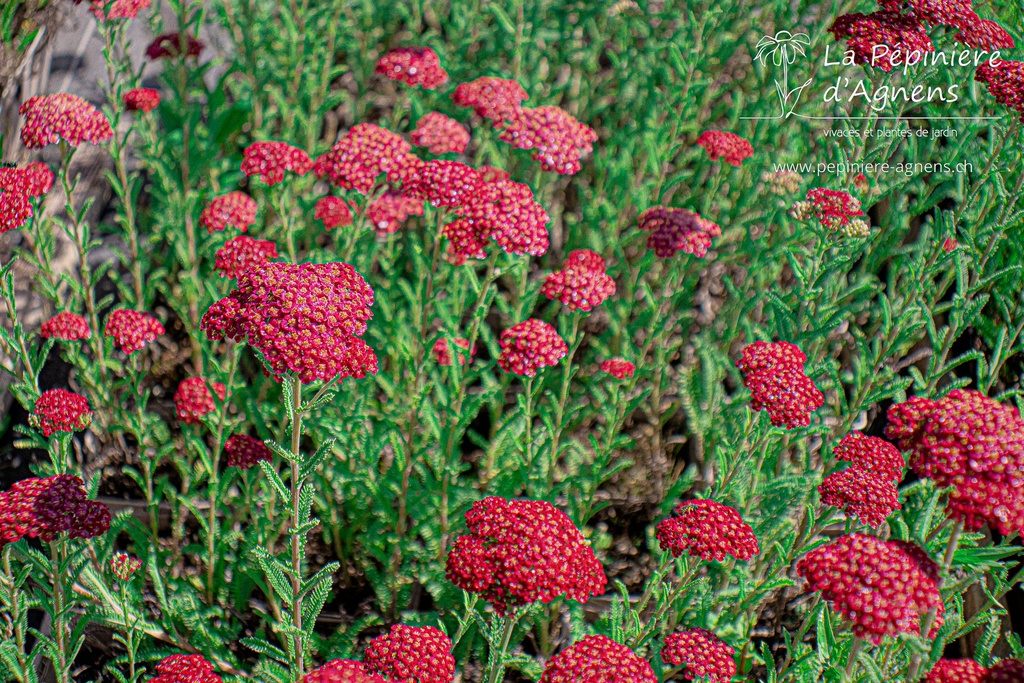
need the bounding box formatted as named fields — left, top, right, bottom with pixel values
left=105, top=309, right=165, bottom=354
left=0, top=475, right=110, bottom=547
left=41, top=311, right=92, bottom=341
left=173, top=377, right=226, bottom=425
left=696, top=130, right=754, bottom=166
left=314, top=124, right=412, bottom=194
left=801, top=188, right=865, bottom=230
left=541, top=249, right=616, bottom=312
left=363, top=624, right=455, bottom=683
left=30, top=389, right=92, bottom=437
left=110, top=552, right=142, bottom=581
left=796, top=533, right=943, bottom=643
left=601, top=358, right=636, bottom=380
left=22, top=162, right=55, bottom=196
left=832, top=431, right=905, bottom=481
left=19, top=93, right=113, bottom=148
left=0, top=183, right=32, bottom=233
left=241, top=141, right=313, bottom=185
left=818, top=467, right=901, bottom=527
left=411, top=112, right=470, bottom=155
left=401, top=160, right=484, bottom=208
left=660, top=629, right=736, bottom=683
left=976, top=60, right=1024, bottom=122
left=956, top=19, right=1014, bottom=50
left=367, top=192, right=425, bottom=234
left=201, top=261, right=377, bottom=384
left=433, top=338, right=474, bottom=366
left=302, top=660, right=387, bottom=683
left=122, top=87, right=161, bottom=112
left=146, top=33, right=203, bottom=60
left=214, top=235, right=278, bottom=279
left=886, top=389, right=1024, bottom=535
left=315, top=196, right=354, bottom=230
left=829, top=12, right=934, bottom=72
left=943, top=237, right=959, bottom=253
left=90, top=0, right=150, bottom=20
left=925, top=659, right=989, bottom=683
left=498, top=106, right=598, bottom=175
left=443, top=179, right=550, bottom=262
left=497, top=319, right=567, bottom=376
left=200, top=192, right=258, bottom=233
left=982, top=660, right=1024, bottom=683
left=539, top=635, right=656, bottom=683
left=736, top=340, right=823, bottom=428
left=446, top=497, right=607, bottom=614
left=656, top=499, right=759, bottom=562
left=452, top=77, right=528, bottom=122
left=148, top=654, right=222, bottom=683
left=375, top=47, right=449, bottom=89
left=637, top=206, right=721, bottom=259
left=224, top=434, right=273, bottom=469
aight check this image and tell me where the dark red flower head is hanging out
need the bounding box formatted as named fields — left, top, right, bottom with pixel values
left=802, top=188, right=865, bottom=230
left=123, top=87, right=161, bottom=112
left=832, top=431, right=905, bottom=480
left=363, top=624, right=455, bottom=683
left=956, top=19, right=1014, bottom=50
left=1, top=162, right=54, bottom=198
left=214, top=235, right=278, bottom=279
left=829, top=12, right=934, bottom=72
left=661, top=628, right=736, bottom=683
left=497, top=319, right=567, bottom=376
left=314, top=124, right=412, bottom=194
left=174, top=377, right=226, bottom=425
left=539, top=635, right=656, bottom=683
left=19, top=93, right=113, bottom=148
left=637, top=206, right=720, bottom=259
left=541, top=249, right=616, bottom=312
left=315, top=196, right=354, bottom=230
left=818, top=467, right=901, bottom=528
left=796, top=533, right=943, bottom=643
left=105, top=309, right=165, bottom=354
left=886, top=389, right=1024, bottom=534
left=241, top=141, right=313, bottom=185
left=656, top=499, right=759, bottom=562
left=302, top=659, right=387, bottom=683
left=1, top=475, right=111, bottom=545
left=367, top=192, right=425, bottom=234
left=877, top=0, right=975, bottom=29
left=446, top=496, right=607, bottom=614
left=982, top=659, right=1024, bottom=683
left=737, top=340, right=823, bottom=429
left=201, top=261, right=377, bottom=384
left=976, top=60, right=1024, bottom=123
left=411, top=112, right=470, bottom=155
left=90, top=0, right=150, bottom=20
left=375, top=47, right=449, bottom=89
left=498, top=106, right=598, bottom=175
left=149, top=654, right=222, bottom=683
left=225, top=434, right=273, bottom=469
left=200, top=192, right=258, bottom=233
left=443, top=179, right=550, bottom=262
left=30, top=389, right=92, bottom=437
left=401, top=160, right=484, bottom=208
left=433, top=338, right=475, bottom=367
left=926, top=659, right=989, bottom=683
left=41, top=311, right=91, bottom=341
left=696, top=130, right=754, bottom=166
left=110, top=551, right=142, bottom=581
left=0, top=185, right=32, bottom=233
left=452, top=77, right=528, bottom=121
left=601, top=358, right=636, bottom=380
left=146, top=33, right=203, bottom=60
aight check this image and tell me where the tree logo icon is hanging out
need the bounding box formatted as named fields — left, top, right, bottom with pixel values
left=755, top=31, right=813, bottom=119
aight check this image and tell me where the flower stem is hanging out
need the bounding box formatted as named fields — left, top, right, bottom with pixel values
left=289, top=376, right=306, bottom=676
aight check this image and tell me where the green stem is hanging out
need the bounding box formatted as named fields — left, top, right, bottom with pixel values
left=289, top=376, right=306, bottom=676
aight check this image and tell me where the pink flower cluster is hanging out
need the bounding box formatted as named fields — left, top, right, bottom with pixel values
left=976, top=60, right=1024, bottom=122
left=0, top=475, right=110, bottom=547
left=433, top=338, right=474, bottom=366
left=105, top=309, right=165, bottom=354
left=214, top=235, right=279, bottom=279
left=224, top=434, right=273, bottom=469
left=315, top=196, right=354, bottom=230
left=30, top=389, right=92, bottom=437
left=926, top=659, right=988, bottom=683
left=19, top=93, right=113, bottom=148
left=123, top=87, right=162, bottom=112
left=201, top=192, right=258, bottom=233
left=452, top=77, right=528, bottom=121
left=90, top=0, right=150, bottom=20
left=696, top=130, right=753, bottom=166
left=367, top=192, right=424, bottom=234
left=498, top=106, right=598, bottom=175
left=637, top=206, right=721, bottom=259
left=541, top=249, right=616, bottom=312
left=497, top=319, right=567, bottom=377
left=539, top=635, right=656, bottom=683
left=241, top=141, right=313, bottom=185
left=302, top=660, right=385, bottom=683
left=441, top=178, right=550, bottom=262
left=148, top=654, right=222, bottom=683
left=41, top=312, right=92, bottom=341
left=736, top=341, right=823, bottom=429
left=601, top=358, right=636, bottom=380
left=661, top=628, right=736, bottom=683
left=173, top=377, right=227, bottom=425
left=314, top=124, right=412, bottom=194
left=877, top=0, right=1014, bottom=49
left=656, top=499, right=759, bottom=562
left=411, top=112, right=470, bottom=155
left=829, top=12, right=934, bottom=71
left=375, top=47, right=449, bottom=89
left=0, top=163, right=52, bottom=233
left=363, top=624, right=455, bottom=683
left=819, top=432, right=904, bottom=528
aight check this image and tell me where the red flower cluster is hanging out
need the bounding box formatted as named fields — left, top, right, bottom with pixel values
left=411, top=112, right=470, bottom=155
left=19, top=93, right=113, bottom=148
left=433, top=338, right=474, bottom=366
left=41, top=311, right=92, bottom=341
left=637, top=206, right=721, bottom=259
left=149, top=654, right=222, bottom=683
left=984, top=660, right=1024, bottom=683
left=105, top=309, right=165, bottom=353
left=976, top=60, right=1024, bottom=123
left=656, top=499, right=759, bottom=562
left=660, top=628, right=736, bottom=683
left=30, top=389, right=92, bottom=437
left=122, top=87, right=161, bottom=112
left=926, top=659, right=989, bottom=683
left=315, top=196, right=353, bottom=230
left=214, top=235, right=278, bottom=279
left=819, top=467, right=900, bottom=528
left=375, top=47, right=449, bottom=89
left=875, top=0, right=1014, bottom=50
left=601, top=358, right=636, bottom=380
left=446, top=497, right=607, bottom=614
left=367, top=192, right=425, bottom=234
left=363, top=624, right=455, bottom=683
left=89, top=0, right=150, bottom=20
left=497, top=319, right=567, bottom=376
left=832, top=431, right=905, bottom=480
left=736, top=340, right=823, bottom=429
left=403, top=160, right=484, bottom=208
left=225, top=434, right=273, bottom=469
left=498, top=106, right=598, bottom=175
left=452, top=77, right=529, bottom=121
left=479, top=165, right=510, bottom=183
left=302, top=660, right=386, bottom=683
left=957, top=19, right=1014, bottom=50
left=541, top=249, right=616, bottom=312
left=539, top=635, right=656, bottom=683
left=110, top=551, right=142, bottom=581
left=173, top=377, right=226, bottom=425
left=796, top=533, right=943, bottom=643
left=241, top=141, right=313, bottom=185
left=202, top=261, right=377, bottom=384
left=0, top=475, right=110, bottom=547
left=0, top=184, right=32, bottom=234
left=315, top=124, right=412, bottom=194
left=1, top=162, right=53, bottom=203
left=442, top=179, right=550, bottom=262
left=799, top=188, right=865, bottom=230
left=829, top=12, right=934, bottom=72
left=146, top=33, right=203, bottom=60
left=886, top=389, right=1024, bottom=535
left=695, top=130, right=754, bottom=167
left=201, top=192, right=258, bottom=233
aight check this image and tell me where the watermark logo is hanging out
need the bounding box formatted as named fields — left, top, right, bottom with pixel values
left=755, top=31, right=813, bottom=119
